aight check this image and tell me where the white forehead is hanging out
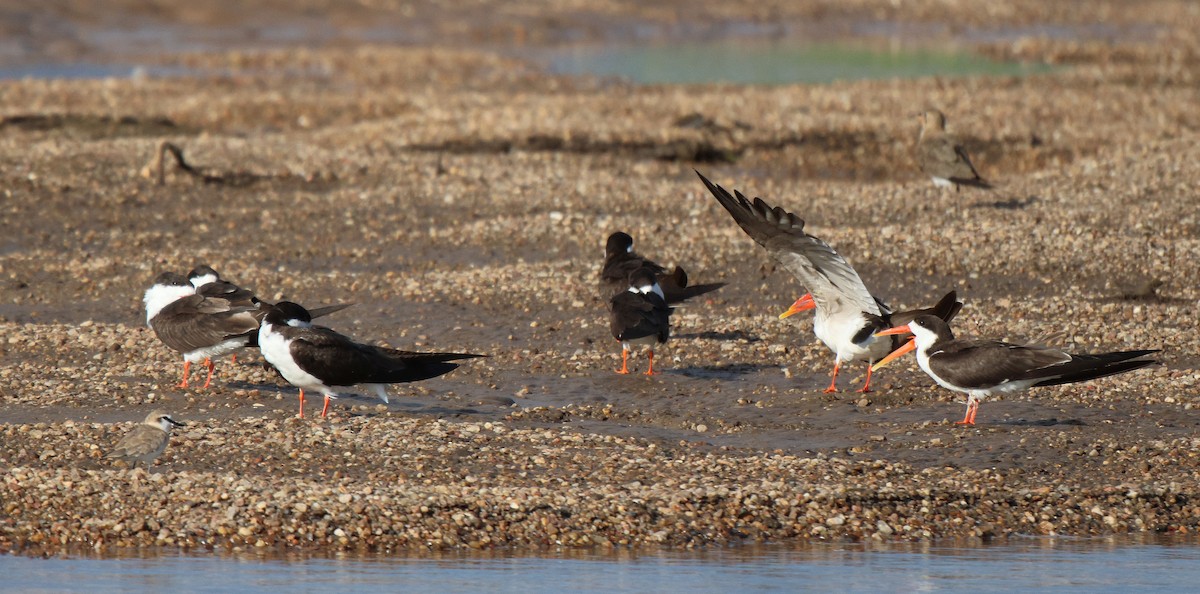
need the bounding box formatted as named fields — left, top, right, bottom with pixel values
left=190, top=273, right=218, bottom=288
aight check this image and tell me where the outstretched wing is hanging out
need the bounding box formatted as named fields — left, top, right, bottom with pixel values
left=698, top=171, right=879, bottom=316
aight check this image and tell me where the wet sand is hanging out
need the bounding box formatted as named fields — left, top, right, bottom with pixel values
left=2, top=0, right=1200, bottom=553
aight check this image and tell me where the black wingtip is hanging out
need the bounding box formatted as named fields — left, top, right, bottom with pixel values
left=1033, top=353, right=1160, bottom=388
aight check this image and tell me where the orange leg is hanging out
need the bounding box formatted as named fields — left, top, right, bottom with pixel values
left=231, top=354, right=239, bottom=364
left=822, top=361, right=841, bottom=393
left=298, top=389, right=306, bottom=419
left=955, top=400, right=977, bottom=426
left=617, top=348, right=631, bottom=374
left=200, top=358, right=216, bottom=389
left=320, top=395, right=331, bottom=418
left=176, top=361, right=191, bottom=389
left=857, top=364, right=874, bottom=393
left=644, top=349, right=656, bottom=376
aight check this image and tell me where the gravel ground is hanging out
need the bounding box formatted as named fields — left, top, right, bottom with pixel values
left=2, top=0, right=1200, bottom=555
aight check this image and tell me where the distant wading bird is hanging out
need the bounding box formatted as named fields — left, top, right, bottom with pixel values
left=697, top=171, right=961, bottom=392
left=258, top=301, right=485, bottom=418
left=599, top=231, right=725, bottom=304
left=872, top=315, right=1159, bottom=425
left=609, top=267, right=673, bottom=375
left=915, top=109, right=992, bottom=192
left=106, top=410, right=185, bottom=470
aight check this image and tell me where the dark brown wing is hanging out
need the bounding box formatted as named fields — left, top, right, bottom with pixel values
left=657, top=266, right=725, bottom=303
left=1031, top=350, right=1159, bottom=386
left=151, top=295, right=258, bottom=353
left=927, top=340, right=1075, bottom=389
left=599, top=252, right=668, bottom=300
left=195, top=280, right=257, bottom=308
left=610, top=291, right=671, bottom=343
left=290, top=326, right=482, bottom=386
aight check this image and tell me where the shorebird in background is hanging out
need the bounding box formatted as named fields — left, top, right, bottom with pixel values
left=106, top=410, right=185, bottom=469
left=915, top=109, right=992, bottom=192
left=872, top=315, right=1159, bottom=425
left=609, top=267, right=673, bottom=375
left=697, top=171, right=960, bottom=392
left=258, top=301, right=485, bottom=418
left=599, top=231, right=725, bottom=304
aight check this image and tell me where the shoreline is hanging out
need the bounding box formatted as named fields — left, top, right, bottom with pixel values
left=3, top=0, right=1200, bottom=555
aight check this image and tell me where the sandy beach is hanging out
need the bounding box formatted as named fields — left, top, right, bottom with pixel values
left=2, top=0, right=1200, bottom=553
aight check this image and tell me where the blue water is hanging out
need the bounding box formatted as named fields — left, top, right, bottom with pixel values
left=3, top=537, right=1198, bottom=593
left=0, top=63, right=187, bottom=81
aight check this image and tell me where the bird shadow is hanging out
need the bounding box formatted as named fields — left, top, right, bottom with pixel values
left=669, top=363, right=776, bottom=380
left=340, top=394, right=490, bottom=417
left=674, top=330, right=763, bottom=342
left=971, top=195, right=1038, bottom=210
left=992, top=417, right=1086, bottom=427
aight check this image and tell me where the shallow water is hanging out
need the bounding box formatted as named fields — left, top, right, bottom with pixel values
left=4, top=536, right=1198, bottom=593
left=539, top=39, right=1049, bottom=85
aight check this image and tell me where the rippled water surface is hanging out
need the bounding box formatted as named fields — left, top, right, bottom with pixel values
left=4, top=536, right=1199, bottom=593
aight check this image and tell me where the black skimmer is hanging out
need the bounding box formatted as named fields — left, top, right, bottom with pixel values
left=916, top=109, right=991, bottom=191
left=144, top=272, right=260, bottom=389
left=187, top=264, right=353, bottom=321
left=697, top=171, right=961, bottom=392
left=609, top=267, right=673, bottom=375
left=145, top=270, right=353, bottom=388
left=258, top=301, right=485, bottom=418
left=600, top=231, right=725, bottom=304
left=872, top=315, right=1159, bottom=425
left=106, top=410, right=185, bottom=469
left=188, top=265, right=258, bottom=308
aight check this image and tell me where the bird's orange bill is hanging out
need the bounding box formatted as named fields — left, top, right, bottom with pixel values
left=870, top=324, right=915, bottom=372
left=778, top=294, right=816, bottom=320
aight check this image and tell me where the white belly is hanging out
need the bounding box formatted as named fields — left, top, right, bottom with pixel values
left=182, top=337, right=249, bottom=363
left=259, top=324, right=334, bottom=395
left=622, top=334, right=662, bottom=350
left=813, top=311, right=890, bottom=364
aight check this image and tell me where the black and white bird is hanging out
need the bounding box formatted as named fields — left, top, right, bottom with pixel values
left=187, top=264, right=352, bottom=323
left=698, top=171, right=961, bottom=392
left=872, top=315, right=1159, bottom=425
left=609, top=267, right=673, bottom=375
left=144, top=272, right=260, bottom=389
left=188, top=265, right=258, bottom=309
left=258, top=301, right=485, bottom=418
left=145, top=269, right=353, bottom=388
left=599, top=231, right=724, bottom=304
left=106, top=410, right=186, bottom=469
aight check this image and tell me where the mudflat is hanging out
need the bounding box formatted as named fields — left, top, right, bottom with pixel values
left=1, top=0, right=1199, bottom=553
